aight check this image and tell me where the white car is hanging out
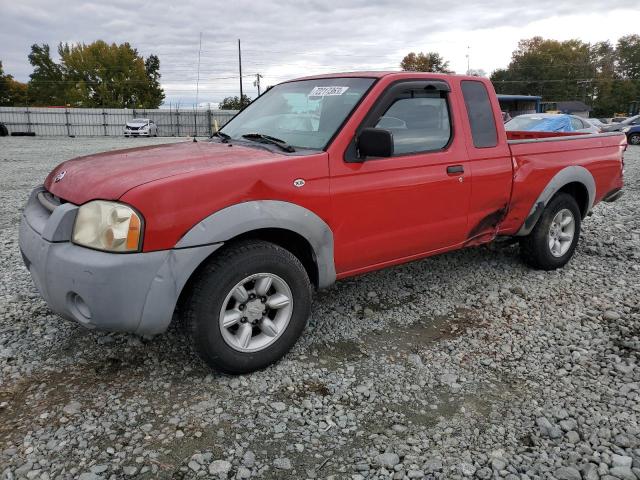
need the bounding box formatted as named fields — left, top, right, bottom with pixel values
left=124, top=118, right=158, bottom=137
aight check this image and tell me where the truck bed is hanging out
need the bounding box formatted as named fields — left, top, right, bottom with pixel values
left=498, top=131, right=626, bottom=235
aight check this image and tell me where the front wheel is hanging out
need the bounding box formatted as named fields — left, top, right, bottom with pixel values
left=183, top=240, right=312, bottom=374
left=519, top=193, right=581, bottom=270
left=628, top=133, right=640, bottom=145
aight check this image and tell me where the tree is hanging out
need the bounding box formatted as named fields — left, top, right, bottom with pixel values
left=490, top=36, right=640, bottom=116
left=143, top=54, right=164, bottom=107
left=0, top=61, right=28, bottom=106
left=467, top=68, right=487, bottom=77
left=490, top=37, right=593, bottom=100
left=400, top=52, right=451, bottom=73
left=219, top=94, right=252, bottom=110
left=27, top=44, right=65, bottom=105
left=616, top=34, right=640, bottom=79
left=26, top=41, right=165, bottom=107
left=591, top=41, right=623, bottom=117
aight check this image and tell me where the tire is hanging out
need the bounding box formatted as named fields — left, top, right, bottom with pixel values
left=183, top=240, right=312, bottom=374
left=519, top=193, right=581, bottom=270
left=628, top=133, right=640, bottom=145
left=0, top=123, right=8, bottom=136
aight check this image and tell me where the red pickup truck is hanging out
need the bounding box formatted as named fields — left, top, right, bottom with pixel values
left=19, top=72, right=625, bottom=373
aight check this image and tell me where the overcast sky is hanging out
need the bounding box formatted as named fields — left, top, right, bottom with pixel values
left=1, top=0, right=639, bottom=106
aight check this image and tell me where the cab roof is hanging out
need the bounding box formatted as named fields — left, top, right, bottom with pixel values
left=287, top=71, right=483, bottom=83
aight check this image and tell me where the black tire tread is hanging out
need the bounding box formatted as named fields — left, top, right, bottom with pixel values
left=183, top=239, right=312, bottom=374
left=520, top=192, right=581, bottom=270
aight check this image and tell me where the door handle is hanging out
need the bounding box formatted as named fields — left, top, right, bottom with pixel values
left=447, top=165, right=464, bottom=175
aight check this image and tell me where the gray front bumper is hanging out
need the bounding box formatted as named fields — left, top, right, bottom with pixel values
left=19, top=187, right=221, bottom=335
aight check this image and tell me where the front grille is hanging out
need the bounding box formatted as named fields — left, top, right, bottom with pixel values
left=127, top=126, right=140, bottom=131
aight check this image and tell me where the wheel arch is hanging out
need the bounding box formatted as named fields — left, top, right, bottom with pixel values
left=175, top=200, right=336, bottom=289
left=516, top=166, right=595, bottom=236
left=219, top=228, right=319, bottom=288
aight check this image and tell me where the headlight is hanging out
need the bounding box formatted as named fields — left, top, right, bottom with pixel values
left=72, top=201, right=143, bottom=252
left=622, top=127, right=631, bottom=133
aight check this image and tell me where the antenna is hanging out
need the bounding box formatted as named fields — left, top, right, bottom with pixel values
left=195, top=32, right=202, bottom=137
left=238, top=39, right=244, bottom=107
left=195, top=32, right=202, bottom=107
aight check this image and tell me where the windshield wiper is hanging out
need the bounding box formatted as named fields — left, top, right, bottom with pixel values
left=241, top=133, right=295, bottom=152
left=211, top=131, right=231, bottom=143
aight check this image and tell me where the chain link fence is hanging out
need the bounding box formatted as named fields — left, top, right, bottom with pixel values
left=0, top=106, right=238, bottom=137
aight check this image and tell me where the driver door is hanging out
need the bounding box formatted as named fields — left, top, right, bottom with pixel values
left=329, top=80, right=471, bottom=275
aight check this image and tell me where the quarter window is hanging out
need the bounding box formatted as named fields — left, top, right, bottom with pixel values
left=461, top=80, right=498, bottom=148
left=374, top=91, right=451, bottom=155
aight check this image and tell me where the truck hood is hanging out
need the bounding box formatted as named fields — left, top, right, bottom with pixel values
left=45, top=141, right=283, bottom=204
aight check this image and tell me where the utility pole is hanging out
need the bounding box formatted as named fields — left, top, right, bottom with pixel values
left=238, top=39, right=244, bottom=107
left=195, top=32, right=202, bottom=137
left=465, top=45, right=470, bottom=75
left=254, top=73, right=263, bottom=96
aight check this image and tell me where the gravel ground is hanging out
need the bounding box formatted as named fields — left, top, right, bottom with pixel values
left=0, top=136, right=639, bottom=480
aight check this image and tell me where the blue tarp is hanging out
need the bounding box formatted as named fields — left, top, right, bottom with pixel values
left=523, top=115, right=573, bottom=132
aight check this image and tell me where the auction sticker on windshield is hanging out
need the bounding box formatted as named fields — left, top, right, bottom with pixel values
left=309, top=86, right=349, bottom=97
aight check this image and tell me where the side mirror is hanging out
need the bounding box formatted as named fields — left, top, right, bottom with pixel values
left=357, top=128, right=394, bottom=159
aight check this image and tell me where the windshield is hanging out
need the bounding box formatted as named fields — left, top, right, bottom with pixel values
left=130, top=118, right=149, bottom=123
left=219, top=77, right=375, bottom=150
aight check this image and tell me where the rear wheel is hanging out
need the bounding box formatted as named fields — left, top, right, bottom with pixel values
left=628, top=133, right=640, bottom=145
left=519, top=193, right=581, bottom=270
left=183, top=240, right=312, bottom=374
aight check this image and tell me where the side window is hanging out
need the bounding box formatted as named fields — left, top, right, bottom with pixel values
left=374, top=92, right=451, bottom=155
left=461, top=80, right=498, bottom=148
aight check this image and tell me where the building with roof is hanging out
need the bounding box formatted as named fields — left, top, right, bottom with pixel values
left=541, top=101, right=592, bottom=118
left=497, top=95, right=542, bottom=118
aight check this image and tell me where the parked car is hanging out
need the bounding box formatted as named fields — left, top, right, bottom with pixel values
left=622, top=124, right=640, bottom=145
left=602, top=114, right=640, bottom=132
left=20, top=72, right=626, bottom=373
left=124, top=118, right=158, bottom=137
left=505, top=113, right=600, bottom=133
left=585, top=118, right=607, bottom=132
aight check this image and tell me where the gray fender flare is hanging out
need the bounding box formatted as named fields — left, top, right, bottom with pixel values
left=175, top=200, right=337, bottom=289
left=516, top=165, right=596, bottom=236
